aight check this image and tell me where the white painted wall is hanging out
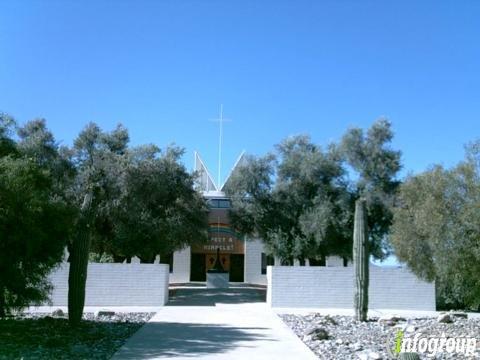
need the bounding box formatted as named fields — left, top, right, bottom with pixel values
left=267, top=265, right=435, bottom=311
left=169, top=242, right=352, bottom=286
left=47, top=263, right=170, bottom=306
left=244, top=238, right=267, bottom=285
left=244, top=240, right=351, bottom=285
left=326, top=256, right=345, bottom=267
left=170, top=246, right=191, bottom=283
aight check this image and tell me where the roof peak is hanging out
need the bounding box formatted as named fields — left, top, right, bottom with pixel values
left=194, top=151, right=246, bottom=192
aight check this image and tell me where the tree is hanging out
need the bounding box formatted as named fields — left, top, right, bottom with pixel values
left=340, top=119, right=400, bottom=319
left=67, top=123, right=127, bottom=326
left=16, top=118, right=75, bottom=200
left=340, top=118, right=401, bottom=260
left=0, top=114, right=17, bottom=157
left=111, top=146, right=209, bottom=262
left=0, top=117, right=73, bottom=317
left=226, top=120, right=401, bottom=264
left=390, top=141, right=480, bottom=309
left=66, top=124, right=209, bottom=324
left=226, top=135, right=351, bottom=264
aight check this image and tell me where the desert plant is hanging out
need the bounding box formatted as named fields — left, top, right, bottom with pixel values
left=353, top=198, right=369, bottom=321
left=68, top=193, right=93, bottom=326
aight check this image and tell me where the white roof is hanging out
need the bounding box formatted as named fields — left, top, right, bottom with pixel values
left=194, top=151, right=245, bottom=194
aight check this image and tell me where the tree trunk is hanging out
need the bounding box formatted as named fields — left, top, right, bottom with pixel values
left=353, top=198, right=369, bottom=322
left=68, top=193, right=93, bottom=326
left=0, top=284, right=5, bottom=318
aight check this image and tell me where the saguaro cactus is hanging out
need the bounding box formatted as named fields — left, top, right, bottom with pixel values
left=353, top=198, right=369, bottom=322
left=68, top=193, right=93, bottom=326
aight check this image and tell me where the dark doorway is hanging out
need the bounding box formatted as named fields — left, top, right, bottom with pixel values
left=230, top=254, right=244, bottom=282
left=190, top=253, right=206, bottom=281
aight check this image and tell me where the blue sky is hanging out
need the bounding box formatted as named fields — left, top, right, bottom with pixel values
left=1, top=0, right=479, bottom=187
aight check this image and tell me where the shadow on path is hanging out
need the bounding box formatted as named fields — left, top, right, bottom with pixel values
left=167, top=287, right=266, bottom=306
left=115, top=322, right=275, bottom=359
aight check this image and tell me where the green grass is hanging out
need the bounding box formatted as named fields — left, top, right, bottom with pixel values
left=0, top=315, right=147, bottom=360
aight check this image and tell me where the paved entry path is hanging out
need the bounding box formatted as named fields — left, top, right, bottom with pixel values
left=112, top=285, right=317, bottom=360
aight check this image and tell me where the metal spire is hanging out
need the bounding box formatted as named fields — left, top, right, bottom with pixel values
left=210, top=104, right=231, bottom=188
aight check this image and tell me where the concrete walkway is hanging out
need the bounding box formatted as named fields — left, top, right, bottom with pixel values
left=112, top=286, right=317, bottom=359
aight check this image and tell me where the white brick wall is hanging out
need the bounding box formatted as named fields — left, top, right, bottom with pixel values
left=168, top=242, right=353, bottom=285
left=170, top=246, right=191, bottom=283
left=244, top=238, right=267, bottom=285
left=267, top=265, right=435, bottom=311
left=326, top=256, right=345, bottom=267
left=47, top=263, right=170, bottom=306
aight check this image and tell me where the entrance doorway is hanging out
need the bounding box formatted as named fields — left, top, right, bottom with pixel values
left=190, top=253, right=206, bottom=281
left=190, top=252, right=244, bottom=282
left=230, top=254, right=244, bottom=282
left=205, top=253, right=230, bottom=271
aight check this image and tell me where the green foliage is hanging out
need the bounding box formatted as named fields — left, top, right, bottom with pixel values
left=67, top=123, right=129, bottom=258
left=88, top=252, right=114, bottom=263
left=16, top=118, right=74, bottom=196
left=66, top=123, right=126, bottom=325
left=0, top=156, right=72, bottom=316
left=226, top=135, right=352, bottom=263
left=0, top=116, right=74, bottom=317
left=391, top=141, right=480, bottom=309
left=340, top=118, right=401, bottom=259
left=226, top=119, right=401, bottom=263
left=0, top=114, right=17, bottom=157
left=111, top=146, right=209, bottom=262
left=63, top=123, right=208, bottom=321
left=60, top=123, right=209, bottom=261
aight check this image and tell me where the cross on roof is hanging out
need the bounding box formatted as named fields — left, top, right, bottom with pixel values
left=194, top=106, right=245, bottom=194
left=209, top=104, right=231, bottom=187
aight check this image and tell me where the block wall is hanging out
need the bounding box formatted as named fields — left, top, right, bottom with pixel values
left=170, top=246, right=191, bottom=283
left=244, top=238, right=267, bottom=285
left=47, top=263, right=170, bottom=306
left=267, top=265, right=435, bottom=311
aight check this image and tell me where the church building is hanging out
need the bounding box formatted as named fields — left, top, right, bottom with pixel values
left=167, top=151, right=347, bottom=285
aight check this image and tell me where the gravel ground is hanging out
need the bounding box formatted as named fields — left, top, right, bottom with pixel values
left=0, top=311, right=154, bottom=360
left=280, top=313, right=480, bottom=359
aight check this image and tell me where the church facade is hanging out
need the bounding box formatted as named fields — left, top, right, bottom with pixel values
left=168, top=152, right=347, bottom=285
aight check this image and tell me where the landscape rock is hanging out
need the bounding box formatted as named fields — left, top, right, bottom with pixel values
left=437, top=313, right=453, bottom=323
left=449, top=311, right=468, bottom=319
left=305, top=326, right=329, bottom=340
left=351, top=341, right=363, bottom=351
left=95, top=310, right=116, bottom=317
left=398, top=353, right=421, bottom=360
left=368, top=351, right=382, bottom=359
left=357, top=351, right=369, bottom=360
left=280, top=313, right=480, bottom=360
left=405, top=325, right=416, bottom=333
left=51, top=309, right=65, bottom=317
left=377, top=314, right=406, bottom=326
left=321, top=314, right=338, bottom=326
left=357, top=350, right=382, bottom=360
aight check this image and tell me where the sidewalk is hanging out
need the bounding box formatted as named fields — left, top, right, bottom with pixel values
left=112, top=287, right=317, bottom=359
